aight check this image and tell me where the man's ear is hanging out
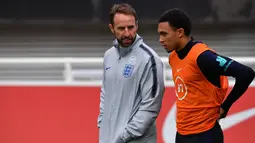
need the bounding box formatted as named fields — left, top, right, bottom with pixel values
left=177, top=28, right=185, bottom=38
left=109, top=24, right=114, bottom=34
left=136, top=20, right=139, bottom=30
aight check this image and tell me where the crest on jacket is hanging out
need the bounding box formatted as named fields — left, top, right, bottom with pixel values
left=123, top=56, right=136, bottom=78
left=123, top=64, right=134, bottom=78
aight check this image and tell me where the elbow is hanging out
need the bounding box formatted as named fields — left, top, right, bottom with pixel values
left=251, top=68, right=255, bottom=80
left=241, top=67, right=255, bottom=83
left=247, top=67, right=255, bottom=81
left=233, top=67, right=255, bottom=88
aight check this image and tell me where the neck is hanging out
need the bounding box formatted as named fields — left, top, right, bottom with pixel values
left=176, top=36, right=191, bottom=52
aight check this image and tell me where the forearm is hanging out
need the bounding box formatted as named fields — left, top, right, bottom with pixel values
left=221, top=67, right=255, bottom=118
left=98, top=79, right=105, bottom=128
left=120, top=102, right=161, bottom=142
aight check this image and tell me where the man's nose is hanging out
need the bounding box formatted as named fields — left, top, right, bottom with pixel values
left=159, top=37, right=164, bottom=43
left=124, top=27, right=131, bottom=36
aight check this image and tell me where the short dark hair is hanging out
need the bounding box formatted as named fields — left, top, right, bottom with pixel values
left=159, top=8, right=192, bottom=36
left=109, top=3, right=138, bottom=25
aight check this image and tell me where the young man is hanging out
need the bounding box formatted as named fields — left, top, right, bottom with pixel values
left=157, top=8, right=255, bottom=143
left=98, top=4, right=165, bottom=143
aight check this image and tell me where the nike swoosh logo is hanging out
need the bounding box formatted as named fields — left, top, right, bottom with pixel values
left=106, top=67, right=111, bottom=70
left=162, top=102, right=255, bottom=143
left=177, top=68, right=182, bottom=72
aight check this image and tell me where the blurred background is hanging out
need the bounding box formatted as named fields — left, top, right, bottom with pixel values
left=0, top=1, right=255, bottom=143
left=0, top=0, right=254, bottom=58
left=0, top=0, right=254, bottom=82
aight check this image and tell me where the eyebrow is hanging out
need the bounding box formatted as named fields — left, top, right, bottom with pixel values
left=117, top=25, right=135, bottom=29
left=158, top=31, right=168, bottom=34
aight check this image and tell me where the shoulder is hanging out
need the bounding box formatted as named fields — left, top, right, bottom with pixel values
left=102, top=46, right=116, bottom=67
left=190, top=43, right=211, bottom=57
left=198, top=50, right=217, bottom=58
left=104, top=46, right=115, bottom=56
left=137, top=43, right=162, bottom=64
left=197, top=49, right=221, bottom=64
left=197, top=50, right=232, bottom=69
left=104, top=46, right=115, bottom=58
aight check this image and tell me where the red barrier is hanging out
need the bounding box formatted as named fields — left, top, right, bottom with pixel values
left=0, top=87, right=254, bottom=143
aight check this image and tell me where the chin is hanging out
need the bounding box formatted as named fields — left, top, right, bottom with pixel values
left=122, top=44, right=132, bottom=47
left=165, top=48, right=173, bottom=53
left=121, top=41, right=134, bottom=47
left=167, top=50, right=173, bottom=53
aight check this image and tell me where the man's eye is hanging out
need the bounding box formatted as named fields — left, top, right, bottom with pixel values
left=118, top=27, right=125, bottom=30
left=128, top=26, right=134, bottom=29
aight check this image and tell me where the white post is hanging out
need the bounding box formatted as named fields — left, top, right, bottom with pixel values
left=161, top=57, right=168, bottom=86
left=64, top=58, right=73, bottom=84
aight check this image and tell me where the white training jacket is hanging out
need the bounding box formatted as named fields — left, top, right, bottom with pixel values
left=98, top=34, right=165, bottom=143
